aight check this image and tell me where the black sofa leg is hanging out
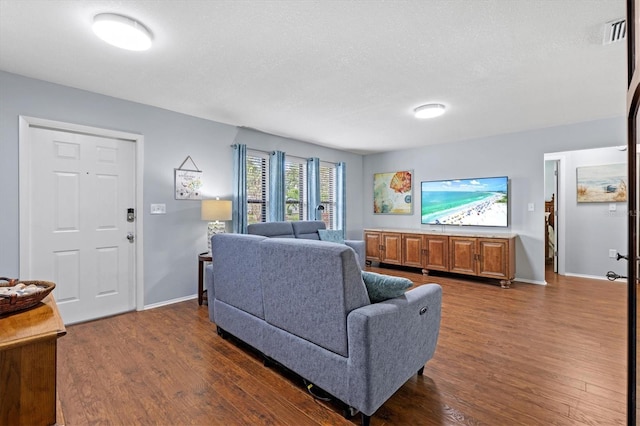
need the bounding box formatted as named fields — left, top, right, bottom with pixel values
left=343, top=406, right=358, bottom=419
left=361, top=413, right=371, bottom=426
left=418, top=366, right=425, bottom=376
left=216, top=326, right=228, bottom=339
left=263, top=355, right=275, bottom=367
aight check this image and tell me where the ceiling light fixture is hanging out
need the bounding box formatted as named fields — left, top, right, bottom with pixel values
left=92, top=13, right=152, bottom=51
left=414, top=103, right=446, bottom=119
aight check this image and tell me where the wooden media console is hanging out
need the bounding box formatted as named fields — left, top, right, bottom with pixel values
left=364, top=229, right=517, bottom=288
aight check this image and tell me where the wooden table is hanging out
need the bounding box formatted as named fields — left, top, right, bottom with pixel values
left=198, top=252, right=212, bottom=306
left=1, top=294, right=66, bottom=425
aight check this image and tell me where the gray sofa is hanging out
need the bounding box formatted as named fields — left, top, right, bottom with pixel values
left=247, top=220, right=366, bottom=268
left=205, top=232, right=442, bottom=425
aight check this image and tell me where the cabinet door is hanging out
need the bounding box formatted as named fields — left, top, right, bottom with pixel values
left=449, top=237, right=477, bottom=275
left=364, top=231, right=382, bottom=262
left=381, top=233, right=402, bottom=264
left=477, top=238, right=509, bottom=280
left=402, top=234, right=424, bottom=268
left=425, top=236, right=448, bottom=271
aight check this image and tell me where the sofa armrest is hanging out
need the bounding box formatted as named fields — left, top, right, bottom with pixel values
left=345, top=240, right=365, bottom=269
left=345, top=284, right=442, bottom=416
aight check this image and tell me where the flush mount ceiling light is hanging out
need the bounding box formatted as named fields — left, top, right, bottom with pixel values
left=414, top=103, right=446, bottom=119
left=92, top=13, right=152, bottom=51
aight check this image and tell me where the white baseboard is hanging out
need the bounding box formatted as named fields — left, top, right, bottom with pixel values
left=564, top=272, right=626, bottom=284
left=515, top=277, right=547, bottom=286
left=143, top=294, right=197, bottom=310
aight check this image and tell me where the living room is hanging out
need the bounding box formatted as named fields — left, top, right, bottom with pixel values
left=0, top=1, right=633, bottom=425
left=2, top=71, right=628, bottom=303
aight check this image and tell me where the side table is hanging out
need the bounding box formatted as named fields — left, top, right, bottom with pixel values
left=198, top=252, right=212, bottom=306
left=1, top=294, right=66, bottom=425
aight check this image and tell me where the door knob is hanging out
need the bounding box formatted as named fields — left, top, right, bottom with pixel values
left=127, top=233, right=135, bottom=243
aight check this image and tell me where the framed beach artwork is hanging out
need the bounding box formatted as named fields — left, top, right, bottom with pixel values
left=373, top=170, right=413, bottom=214
left=576, top=163, right=627, bottom=203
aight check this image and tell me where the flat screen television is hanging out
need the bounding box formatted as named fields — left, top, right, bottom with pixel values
left=420, top=176, right=508, bottom=227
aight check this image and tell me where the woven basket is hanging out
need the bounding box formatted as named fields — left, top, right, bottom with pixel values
left=0, top=277, right=56, bottom=315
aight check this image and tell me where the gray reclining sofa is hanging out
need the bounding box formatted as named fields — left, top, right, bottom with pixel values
left=205, top=231, right=442, bottom=425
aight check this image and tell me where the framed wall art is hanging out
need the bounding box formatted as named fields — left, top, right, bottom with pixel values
left=576, top=163, right=627, bottom=203
left=175, top=156, right=203, bottom=200
left=373, top=170, right=413, bottom=214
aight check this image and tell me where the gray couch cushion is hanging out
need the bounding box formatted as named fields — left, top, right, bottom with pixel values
left=291, top=220, right=325, bottom=239
left=260, top=238, right=369, bottom=357
left=247, top=221, right=295, bottom=238
left=212, top=233, right=267, bottom=319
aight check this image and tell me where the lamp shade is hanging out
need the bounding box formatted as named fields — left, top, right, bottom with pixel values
left=201, top=199, right=232, bottom=221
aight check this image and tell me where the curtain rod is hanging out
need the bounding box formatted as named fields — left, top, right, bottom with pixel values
left=230, top=145, right=338, bottom=165
left=230, top=145, right=271, bottom=155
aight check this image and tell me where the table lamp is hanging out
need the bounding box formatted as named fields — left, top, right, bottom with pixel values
left=201, top=198, right=232, bottom=253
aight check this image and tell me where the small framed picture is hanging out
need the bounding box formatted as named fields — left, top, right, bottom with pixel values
left=175, top=168, right=203, bottom=200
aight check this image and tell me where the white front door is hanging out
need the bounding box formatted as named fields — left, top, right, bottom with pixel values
left=22, top=125, right=137, bottom=324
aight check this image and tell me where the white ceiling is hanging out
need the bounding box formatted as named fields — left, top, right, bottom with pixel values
left=0, top=0, right=627, bottom=154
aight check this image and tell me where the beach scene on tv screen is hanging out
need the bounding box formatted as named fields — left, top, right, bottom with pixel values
left=421, top=177, right=508, bottom=227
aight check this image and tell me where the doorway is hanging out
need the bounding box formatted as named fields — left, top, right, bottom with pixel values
left=544, top=153, right=566, bottom=280
left=544, top=159, right=559, bottom=274
left=18, top=116, right=145, bottom=324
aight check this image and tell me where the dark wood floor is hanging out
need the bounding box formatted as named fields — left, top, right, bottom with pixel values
left=57, top=267, right=629, bottom=425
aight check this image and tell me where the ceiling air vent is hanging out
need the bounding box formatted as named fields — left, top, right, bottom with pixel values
left=603, top=18, right=626, bottom=45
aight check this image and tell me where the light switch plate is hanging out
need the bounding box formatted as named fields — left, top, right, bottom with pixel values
left=609, top=203, right=616, bottom=212
left=150, top=204, right=166, bottom=215
left=527, top=203, right=535, bottom=212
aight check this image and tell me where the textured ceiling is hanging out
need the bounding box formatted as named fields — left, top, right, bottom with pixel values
left=0, top=0, right=627, bottom=154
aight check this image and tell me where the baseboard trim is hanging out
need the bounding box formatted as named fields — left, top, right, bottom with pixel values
left=515, top=277, right=547, bottom=286
left=564, top=272, right=627, bottom=284
left=143, top=294, right=197, bottom=310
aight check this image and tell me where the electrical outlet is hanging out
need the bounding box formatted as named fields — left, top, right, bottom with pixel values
left=150, top=204, right=166, bottom=215
left=609, top=249, right=617, bottom=258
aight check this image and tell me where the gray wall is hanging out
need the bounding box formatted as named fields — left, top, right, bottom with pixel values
left=544, top=160, right=556, bottom=201
left=362, top=117, right=625, bottom=284
left=0, top=71, right=364, bottom=306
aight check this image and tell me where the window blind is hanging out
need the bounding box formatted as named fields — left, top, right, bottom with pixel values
left=319, top=162, right=337, bottom=229
left=246, top=151, right=269, bottom=224
left=284, top=157, right=307, bottom=221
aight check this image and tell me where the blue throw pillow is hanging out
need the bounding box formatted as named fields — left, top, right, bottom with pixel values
left=361, top=271, right=413, bottom=303
left=318, top=229, right=345, bottom=244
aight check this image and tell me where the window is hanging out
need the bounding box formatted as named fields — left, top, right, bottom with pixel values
left=242, top=151, right=339, bottom=228
left=319, top=162, right=337, bottom=229
left=246, top=151, right=268, bottom=224
left=284, top=157, right=307, bottom=221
